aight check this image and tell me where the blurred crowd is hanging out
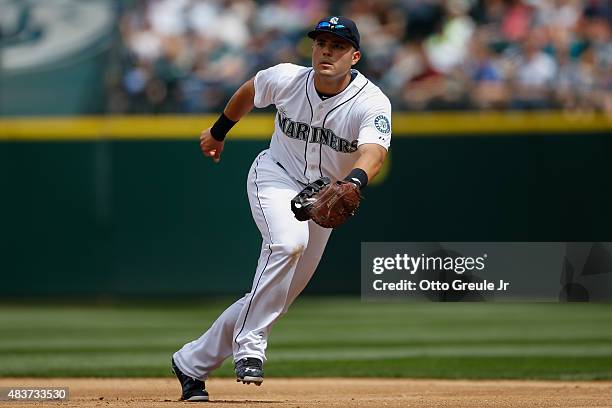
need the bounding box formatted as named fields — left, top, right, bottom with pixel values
left=108, top=0, right=612, bottom=113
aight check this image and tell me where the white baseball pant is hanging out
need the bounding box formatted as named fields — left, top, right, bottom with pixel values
left=173, top=150, right=332, bottom=380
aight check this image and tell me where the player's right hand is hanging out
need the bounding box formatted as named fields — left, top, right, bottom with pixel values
left=199, top=127, right=224, bottom=163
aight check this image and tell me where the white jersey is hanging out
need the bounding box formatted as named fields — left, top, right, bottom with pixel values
left=254, top=63, right=392, bottom=184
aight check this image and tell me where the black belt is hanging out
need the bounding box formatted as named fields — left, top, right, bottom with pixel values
left=276, top=161, right=307, bottom=186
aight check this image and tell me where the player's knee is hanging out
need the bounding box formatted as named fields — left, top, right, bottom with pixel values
left=277, top=241, right=306, bottom=257
left=274, top=237, right=308, bottom=260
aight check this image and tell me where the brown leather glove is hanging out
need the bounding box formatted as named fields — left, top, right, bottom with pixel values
left=291, top=177, right=361, bottom=228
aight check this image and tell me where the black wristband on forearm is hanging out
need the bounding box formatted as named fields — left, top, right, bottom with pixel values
left=344, top=168, right=368, bottom=190
left=210, top=112, right=237, bottom=141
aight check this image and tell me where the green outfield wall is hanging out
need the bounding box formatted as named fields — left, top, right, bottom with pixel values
left=1, top=114, right=611, bottom=296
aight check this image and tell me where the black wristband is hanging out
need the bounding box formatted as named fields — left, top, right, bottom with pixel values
left=210, top=112, right=237, bottom=141
left=344, top=168, right=368, bottom=189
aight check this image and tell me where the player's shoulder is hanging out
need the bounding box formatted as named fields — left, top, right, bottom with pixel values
left=354, top=71, right=392, bottom=111
left=261, top=63, right=311, bottom=80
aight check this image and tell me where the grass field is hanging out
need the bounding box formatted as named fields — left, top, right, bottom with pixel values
left=1, top=298, right=611, bottom=380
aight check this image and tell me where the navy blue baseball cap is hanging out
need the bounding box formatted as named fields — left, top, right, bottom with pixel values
left=307, top=16, right=360, bottom=50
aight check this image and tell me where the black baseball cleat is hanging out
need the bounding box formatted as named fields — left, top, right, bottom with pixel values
left=171, top=358, right=209, bottom=402
left=235, top=357, right=264, bottom=386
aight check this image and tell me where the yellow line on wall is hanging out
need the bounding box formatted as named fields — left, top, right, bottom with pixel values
left=0, top=115, right=271, bottom=141
left=0, top=112, right=610, bottom=141
left=393, top=111, right=612, bottom=134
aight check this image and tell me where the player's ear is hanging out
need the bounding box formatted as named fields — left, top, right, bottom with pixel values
left=351, top=50, right=361, bottom=66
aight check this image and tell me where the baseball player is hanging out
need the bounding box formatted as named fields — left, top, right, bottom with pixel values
left=172, top=16, right=391, bottom=401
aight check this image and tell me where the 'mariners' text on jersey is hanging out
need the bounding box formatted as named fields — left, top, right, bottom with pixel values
left=278, top=112, right=358, bottom=153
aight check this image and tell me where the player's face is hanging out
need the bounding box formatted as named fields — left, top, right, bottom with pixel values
left=312, top=33, right=360, bottom=79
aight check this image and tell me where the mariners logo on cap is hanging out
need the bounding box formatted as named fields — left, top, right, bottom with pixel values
left=374, top=115, right=391, bottom=134
left=329, top=16, right=339, bottom=24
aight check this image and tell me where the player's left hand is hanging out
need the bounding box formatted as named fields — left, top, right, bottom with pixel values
left=291, top=177, right=361, bottom=228
left=199, top=127, right=225, bottom=163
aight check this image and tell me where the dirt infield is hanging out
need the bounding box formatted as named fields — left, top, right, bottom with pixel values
left=1, top=378, right=610, bottom=408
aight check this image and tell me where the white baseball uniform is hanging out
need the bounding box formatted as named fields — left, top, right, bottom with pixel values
left=173, top=63, right=392, bottom=380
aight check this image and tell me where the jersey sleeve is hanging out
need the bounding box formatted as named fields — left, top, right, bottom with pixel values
left=253, top=63, right=302, bottom=108
left=357, top=94, right=392, bottom=150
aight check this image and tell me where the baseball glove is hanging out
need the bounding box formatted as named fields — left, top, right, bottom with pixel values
left=291, top=177, right=361, bottom=228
